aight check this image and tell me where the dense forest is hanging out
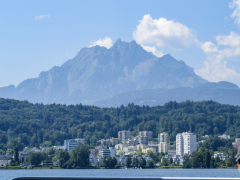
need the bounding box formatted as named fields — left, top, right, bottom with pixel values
left=0, top=98, right=239, bottom=151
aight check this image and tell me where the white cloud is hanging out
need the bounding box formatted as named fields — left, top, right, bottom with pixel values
left=141, top=45, right=164, bottom=57
left=201, top=41, right=218, bottom=54
left=197, top=32, right=240, bottom=83
left=216, top=31, right=240, bottom=47
left=133, top=14, right=198, bottom=49
left=229, top=0, right=240, bottom=24
left=89, top=37, right=113, bottom=49
left=35, top=15, right=51, bottom=20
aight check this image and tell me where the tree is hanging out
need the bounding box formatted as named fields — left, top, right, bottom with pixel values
left=146, top=150, right=159, bottom=163
left=132, top=157, right=139, bottom=167
left=56, top=150, right=70, bottom=168
left=139, top=157, right=146, bottom=168
left=183, top=154, right=191, bottom=168
left=69, top=144, right=90, bottom=168
left=204, top=150, right=211, bottom=168
left=29, top=152, right=43, bottom=166
left=14, top=146, right=19, bottom=164
left=103, top=156, right=117, bottom=168
left=148, top=160, right=155, bottom=168
left=169, top=157, right=173, bottom=165
left=162, top=157, right=168, bottom=166
left=0, top=149, right=5, bottom=154
left=210, top=157, right=215, bottom=168
left=191, top=151, right=203, bottom=168
left=125, top=157, right=132, bottom=168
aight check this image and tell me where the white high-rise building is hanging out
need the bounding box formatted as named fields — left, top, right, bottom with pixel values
left=176, top=132, right=197, bottom=156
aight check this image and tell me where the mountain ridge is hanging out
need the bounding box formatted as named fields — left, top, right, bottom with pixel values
left=0, top=39, right=239, bottom=106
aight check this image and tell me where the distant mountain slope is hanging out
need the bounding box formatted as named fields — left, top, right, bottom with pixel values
left=95, top=81, right=240, bottom=107
left=0, top=39, right=208, bottom=105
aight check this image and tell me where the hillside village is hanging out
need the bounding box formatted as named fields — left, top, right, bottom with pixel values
left=0, top=130, right=237, bottom=168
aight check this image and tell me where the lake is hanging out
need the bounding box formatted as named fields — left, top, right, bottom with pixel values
left=1, top=169, right=240, bottom=180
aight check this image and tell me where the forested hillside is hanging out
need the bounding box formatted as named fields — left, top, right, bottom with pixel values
left=0, top=98, right=239, bottom=151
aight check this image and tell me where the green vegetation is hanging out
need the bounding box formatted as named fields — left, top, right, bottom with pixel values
left=0, top=98, right=240, bottom=153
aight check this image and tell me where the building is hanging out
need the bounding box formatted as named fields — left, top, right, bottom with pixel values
left=176, top=132, right=197, bottom=156
left=158, top=142, right=169, bottom=153
left=64, top=138, right=85, bottom=152
left=148, top=143, right=159, bottom=152
left=218, top=134, right=230, bottom=140
left=214, top=153, right=225, bottom=160
left=118, top=130, right=131, bottom=140
left=135, top=136, right=148, bottom=145
left=109, top=147, right=116, bottom=157
left=232, top=138, right=240, bottom=148
left=168, top=149, right=176, bottom=156
left=139, top=131, right=153, bottom=141
left=158, top=132, right=170, bottom=153
left=158, top=132, right=169, bottom=143
left=99, top=149, right=111, bottom=158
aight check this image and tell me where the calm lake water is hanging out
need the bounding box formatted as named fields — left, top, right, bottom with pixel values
left=1, top=169, right=240, bottom=180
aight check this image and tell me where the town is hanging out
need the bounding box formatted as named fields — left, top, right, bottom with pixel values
left=0, top=130, right=237, bottom=169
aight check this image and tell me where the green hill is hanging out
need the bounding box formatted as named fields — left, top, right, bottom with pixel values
left=0, top=98, right=239, bottom=151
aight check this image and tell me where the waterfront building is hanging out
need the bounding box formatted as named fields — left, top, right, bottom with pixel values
left=64, top=138, right=85, bottom=152
left=176, top=132, right=197, bottom=156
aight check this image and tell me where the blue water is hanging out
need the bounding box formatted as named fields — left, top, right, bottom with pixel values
left=1, top=169, right=240, bottom=180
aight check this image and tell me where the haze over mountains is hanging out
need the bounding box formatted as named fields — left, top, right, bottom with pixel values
left=1, top=39, right=240, bottom=107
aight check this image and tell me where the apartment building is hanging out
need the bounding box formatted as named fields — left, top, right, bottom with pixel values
left=139, top=131, right=153, bottom=141
left=118, top=130, right=131, bottom=140
left=64, top=138, right=85, bottom=152
left=176, top=132, right=197, bottom=156
left=158, top=132, right=170, bottom=153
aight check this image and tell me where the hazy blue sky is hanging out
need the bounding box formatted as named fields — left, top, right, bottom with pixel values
left=1, top=0, right=240, bottom=87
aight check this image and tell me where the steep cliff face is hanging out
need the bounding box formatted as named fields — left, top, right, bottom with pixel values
left=0, top=39, right=215, bottom=105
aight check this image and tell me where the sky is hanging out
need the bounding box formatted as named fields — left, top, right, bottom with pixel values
left=1, top=0, right=240, bottom=87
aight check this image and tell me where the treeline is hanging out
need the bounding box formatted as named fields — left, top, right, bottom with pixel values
left=0, top=98, right=240, bottom=151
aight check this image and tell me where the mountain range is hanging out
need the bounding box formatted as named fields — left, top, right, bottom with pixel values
left=1, top=39, right=240, bottom=107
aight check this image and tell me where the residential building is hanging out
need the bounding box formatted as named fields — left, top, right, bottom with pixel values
left=99, top=149, right=111, bottom=158
left=53, top=146, right=65, bottom=150
left=158, top=132, right=169, bottom=143
left=168, top=149, right=176, bottom=156
left=139, top=131, right=153, bottom=141
left=148, top=143, right=159, bottom=152
left=158, top=142, right=169, bottom=153
left=118, top=130, right=131, bottom=140
left=214, top=153, right=225, bottom=160
left=233, top=138, right=240, bottom=148
left=135, top=136, right=148, bottom=145
left=123, top=146, right=137, bottom=153
left=64, top=138, right=85, bottom=152
left=158, top=132, right=170, bottom=153
left=109, top=147, right=116, bottom=157
left=122, top=139, right=137, bottom=146
left=176, top=132, right=197, bottom=156
left=218, top=134, right=230, bottom=140
left=115, top=143, right=128, bottom=150
left=136, top=144, right=149, bottom=151
left=143, top=147, right=156, bottom=153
